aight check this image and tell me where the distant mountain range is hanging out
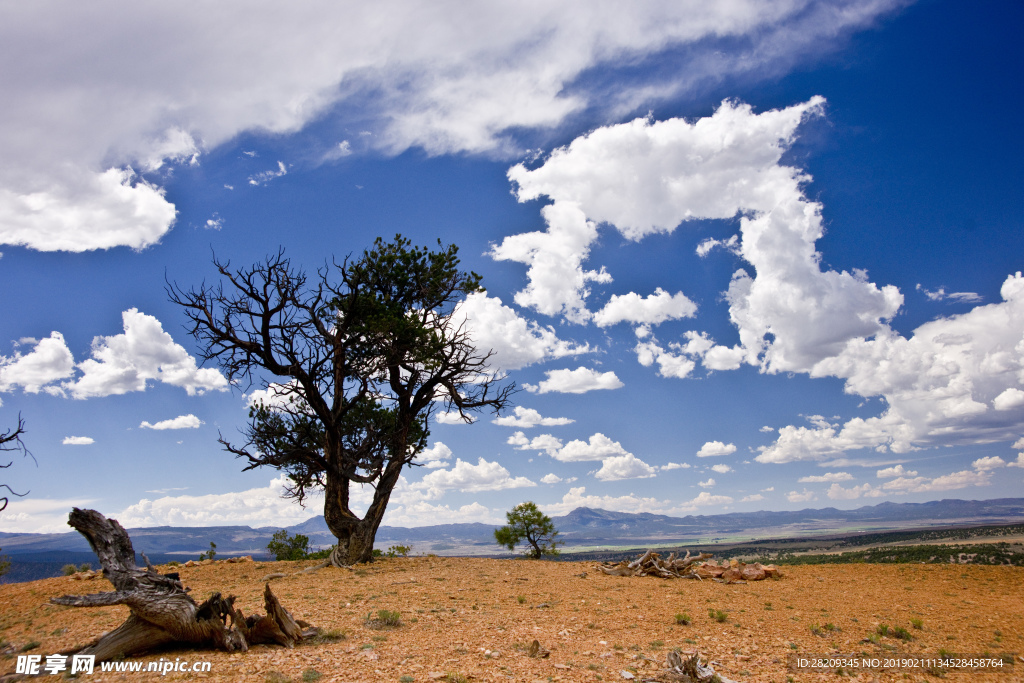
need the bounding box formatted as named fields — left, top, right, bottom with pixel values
left=4, top=497, right=1023, bottom=566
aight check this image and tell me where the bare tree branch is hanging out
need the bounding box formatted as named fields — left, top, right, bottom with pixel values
left=0, top=414, right=31, bottom=512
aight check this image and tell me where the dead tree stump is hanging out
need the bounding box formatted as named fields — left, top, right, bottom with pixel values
left=49, top=508, right=316, bottom=662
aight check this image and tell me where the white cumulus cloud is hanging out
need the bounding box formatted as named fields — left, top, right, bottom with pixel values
left=876, top=464, right=917, bottom=479
left=994, top=388, right=1024, bottom=411
left=696, top=441, right=737, bottom=457
left=683, top=491, right=733, bottom=508
left=540, top=473, right=577, bottom=484
left=594, top=453, right=658, bottom=481
left=542, top=486, right=668, bottom=516
left=0, top=168, right=177, bottom=252
left=761, top=272, right=1024, bottom=463
left=507, top=431, right=564, bottom=456
left=525, top=367, right=623, bottom=394
left=414, top=457, right=536, bottom=496
left=452, top=292, right=590, bottom=371
left=0, top=332, right=75, bottom=395
left=798, top=471, right=853, bottom=483
left=971, top=456, right=1006, bottom=471
left=710, top=464, right=733, bottom=474
left=65, top=309, right=228, bottom=399
left=434, top=411, right=472, bottom=425
left=140, top=414, right=203, bottom=430
left=115, top=474, right=326, bottom=528
left=1, top=2, right=901, bottom=252
left=492, top=406, right=574, bottom=428
left=418, top=442, right=453, bottom=469
left=553, top=433, right=630, bottom=463
left=786, top=489, right=816, bottom=503
left=62, top=436, right=94, bottom=445
left=826, top=482, right=879, bottom=500
left=593, top=288, right=697, bottom=327
left=634, top=339, right=697, bottom=379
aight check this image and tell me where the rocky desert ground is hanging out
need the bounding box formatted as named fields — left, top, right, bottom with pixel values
left=1, top=556, right=1021, bottom=682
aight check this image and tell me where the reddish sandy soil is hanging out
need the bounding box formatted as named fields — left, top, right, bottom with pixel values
left=1, top=557, right=1021, bottom=682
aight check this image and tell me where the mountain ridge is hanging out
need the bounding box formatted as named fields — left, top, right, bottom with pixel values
left=3, top=497, right=1023, bottom=560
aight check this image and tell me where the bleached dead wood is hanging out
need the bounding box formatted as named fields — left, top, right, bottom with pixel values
left=640, top=650, right=739, bottom=683
left=49, top=508, right=318, bottom=663
left=597, top=550, right=779, bottom=582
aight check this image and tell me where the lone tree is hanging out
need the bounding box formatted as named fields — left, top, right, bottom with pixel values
left=170, top=236, right=513, bottom=566
left=495, top=501, right=561, bottom=559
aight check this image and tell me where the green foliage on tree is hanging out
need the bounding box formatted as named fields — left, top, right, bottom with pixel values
left=494, top=502, right=561, bottom=559
left=267, top=530, right=312, bottom=561
left=198, top=541, right=217, bottom=561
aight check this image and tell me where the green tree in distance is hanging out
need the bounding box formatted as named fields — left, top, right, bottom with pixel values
left=495, top=502, right=561, bottom=559
left=267, top=530, right=311, bottom=561
left=170, top=236, right=514, bottom=565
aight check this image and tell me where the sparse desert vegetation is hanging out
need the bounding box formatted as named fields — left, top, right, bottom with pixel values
left=0, top=556, right=1020, bottom=681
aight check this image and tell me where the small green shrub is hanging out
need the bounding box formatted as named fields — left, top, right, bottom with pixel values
left=675, top=613, right=691, bottom=625
left=386, top=545, right=412, bottom=558
left=305, top=546, right=335, bottom=560
left=78, top=563, right=91, bottom=572
left=62, top=564, right=79, bottom=576
left=910, top=618, right=923, bottom=630
left=301, top=669, right=322, bottom=682
left=308, top=628, right=346, bottom=644
left=709, top=608, right=728, bottom=623
left=198, top=541, right=217, bottom=561
left=366, top=609, right=402, bottom=628
left=399, top=676, right=415, bottom=683
left=891, top=626, right=913, bottom=641
left=876, top=624, right=890, bottom=637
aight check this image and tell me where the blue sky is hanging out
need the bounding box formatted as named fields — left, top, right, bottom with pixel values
left=1, top=0, right=1023, bottom=534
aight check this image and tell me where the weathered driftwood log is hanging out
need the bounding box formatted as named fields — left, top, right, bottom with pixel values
left=641, top=650, right=739, bottom=683
left=599, top=550, right=712, bottom=579
left=598, top=550, right=778, bottom=582
left=49, top=508, right=317, bottom=662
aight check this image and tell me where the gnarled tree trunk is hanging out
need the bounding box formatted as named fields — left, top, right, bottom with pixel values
left=324, top=462, right=402, bottom=566
left=49, top=508, right=317, bottom=662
